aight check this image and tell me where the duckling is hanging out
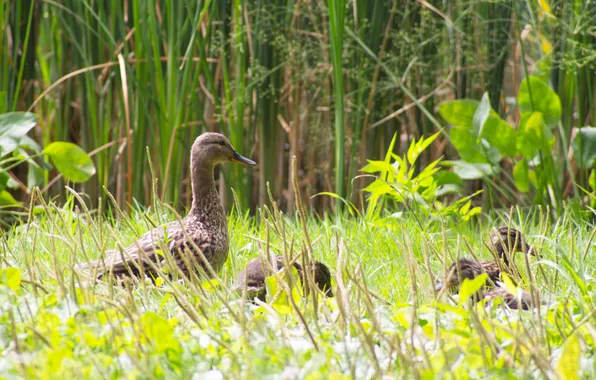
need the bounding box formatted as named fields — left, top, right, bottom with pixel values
left=435, top=258, right=538, bottom=309
left=434, top=258, right=500, bottom=300
left=235, top=255, right=333, bottom=301
left=487, top=226, right=536, bottom=268
left=484, top=286, right=534, bottom=310
left=435, top=227, right=537, bottom=297
left=76, top=132, right=256, bottom=280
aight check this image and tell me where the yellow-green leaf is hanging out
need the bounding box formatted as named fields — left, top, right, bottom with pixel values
left=500, top=273, right=518, bottom=296
left=557, top=333, right=580, bottom=380
left=458, top=273, right=488, bottom=306
left=0, top=267, right=21, bottom=291
left=538, top=0, right=554, bottom=17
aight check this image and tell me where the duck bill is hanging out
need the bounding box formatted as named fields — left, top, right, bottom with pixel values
left=231, top=151, right=256, bottom=166
left=527, top=245, right=538, bottom=257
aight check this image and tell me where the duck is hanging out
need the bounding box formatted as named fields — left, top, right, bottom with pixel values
left=235, top=255, right=333, bottom=302
left=486, top=226, right=536, bottom=268
left=434, top=258, right=500, bottom=294
left=434, top=258, right=537, bottom=309
left=484, top=287, right=534, bottom=310
left=76, top=132, right=256, bottom=280
left=436, top=226, right=536, bottom=290
left=435, top=226, right=538, bottom=309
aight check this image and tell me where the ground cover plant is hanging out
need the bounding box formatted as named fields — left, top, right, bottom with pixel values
left=0, top=187, right=595, bottom=378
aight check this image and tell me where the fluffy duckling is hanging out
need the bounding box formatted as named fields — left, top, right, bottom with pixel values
left=235, top=255, right=333, bottom=302
left=487, top=226, right=536, bottom=267
left=484, top=287, right=534, bottom=310
left=434, top=258, right=501, bottom=292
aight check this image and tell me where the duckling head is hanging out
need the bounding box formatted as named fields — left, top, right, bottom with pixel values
left=489, top=226, right=536, bottom=266
left=311, top=261, right=333, bottom=297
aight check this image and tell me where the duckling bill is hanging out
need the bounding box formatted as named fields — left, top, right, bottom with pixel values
left=235, top=256, right=333, bottom=302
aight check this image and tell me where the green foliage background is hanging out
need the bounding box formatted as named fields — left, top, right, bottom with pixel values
left=2, top=0, right=594, bottom=213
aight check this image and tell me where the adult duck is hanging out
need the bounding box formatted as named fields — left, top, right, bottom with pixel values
left=235, top=255, right=333, bottom=301
left=77, top=132, right=256, bottom=280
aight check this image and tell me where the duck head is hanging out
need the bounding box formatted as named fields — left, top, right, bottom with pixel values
left=489, top=226, right=536, bottom=266
left=191, top=132, right=256, bottom=169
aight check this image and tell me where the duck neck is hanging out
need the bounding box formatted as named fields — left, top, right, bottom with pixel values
left=189, top=162, right=222, bottom=216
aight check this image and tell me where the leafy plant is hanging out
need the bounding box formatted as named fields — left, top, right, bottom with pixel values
left=0, top=112, right=96, bottom=206
left=360, top=132, right=481, bottom=224
left=439, top=74, right=592, bottom=210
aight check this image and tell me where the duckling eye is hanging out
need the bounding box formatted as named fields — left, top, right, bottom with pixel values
left=217, top=141, right=226, bottom=146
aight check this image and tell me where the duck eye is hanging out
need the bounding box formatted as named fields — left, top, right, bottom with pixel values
left=217, top=141, right=226, bottom=146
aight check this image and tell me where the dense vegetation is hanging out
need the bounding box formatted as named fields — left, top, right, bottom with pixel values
left=2, top=196, right=595, bottom=378
left=2, top=0, right=595, bottom=213
left=1, top=0, right=596, bottom=378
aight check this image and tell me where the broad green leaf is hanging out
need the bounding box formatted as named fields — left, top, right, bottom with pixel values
left=482, top=116, right=516, bottom=157
left=0, top=267, right=21, bottom=291
left=518, top=76, right=561, bottom=126
left=556, top=333, right=580, bottom=380
left=27, top=163, right=44, bottom=189
left=0, top=112, right=38, bottom=157
left=139, top=311, right=181, bottom=355
left=459, top=200, right=471, bottom=216
left=458, top=273, right=487, bottom=306
left=19, top=135, right=41, bottom=152
left=48, top=347, right=72, bottom=373
left=362, top=179, right=395, bottom=197
left=571, top=126, right=596, bottom=169
left=0, top=190, right=20, bottom=206
left=513, top=159, right=530, bottom=192
left=450, top=126, right=501, bottom=164
left=462, top=207, right=482, bottom=221
left=516, top=112, right=553, bottom=158
left=435, top=171, right=463, bottom=186
left=446, top=160, right=495, bottom=180
left=438, top=100, right=480, bottom=127
left=44, top=141, right=96, bottom=183
left=473, top=92, right=492, bottom=139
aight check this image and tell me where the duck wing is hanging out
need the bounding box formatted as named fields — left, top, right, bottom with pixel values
left=78, top=219, right=215, bottom=279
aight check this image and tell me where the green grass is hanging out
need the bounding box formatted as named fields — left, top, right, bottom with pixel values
left=1, top=193, right=594, bottom=378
